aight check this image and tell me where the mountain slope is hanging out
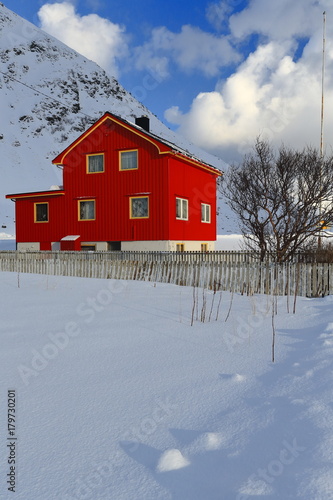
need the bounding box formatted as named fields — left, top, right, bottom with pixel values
left=0, top=3, right=234, bottom=238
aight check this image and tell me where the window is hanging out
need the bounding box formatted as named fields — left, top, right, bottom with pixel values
left=201, top=203, right=211, bottom=223
left=130, top=196, right=149, bottom=218
left=120, top=150, right=138, bottom=170
left=81, top=244, right=96, bottom=251
left=35, top=203, right=48, bottom=222
left=79, top=200, right=95, bottom=220
left=176, top=197, right=188, bottom=220
left=176, top=243, right=185, bottom=252
left=108, top=241, right=121, bottom=251
left=87, top=154, right=104, bottom=173
left=201, top=243, right=208, bottom=252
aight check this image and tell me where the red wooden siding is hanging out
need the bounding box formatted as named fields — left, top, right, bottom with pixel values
left=7, top=112, right=221, bottom=248
left=60, top=120, right=170, bottom=242
left=14, top=193, right=65, bottom=243
left=167, top=156, right=217, bottom=241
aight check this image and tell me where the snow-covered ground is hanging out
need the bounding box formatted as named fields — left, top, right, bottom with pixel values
left=0, top=234, right=15, bottom=251
left=1, top=272, right=333, bottom=499
left=0, top=236, right=242, bottom=252
left=215, top=234, right=244, bottom=251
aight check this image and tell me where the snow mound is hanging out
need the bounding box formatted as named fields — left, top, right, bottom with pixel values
left=156, top=449, right=190, bottom=472
left=2, top=274, right=333, bottom=498
left=319, top=328, right=333, bottom=346
left=219, top=373, right=246, bottom=382
left=203, top=432, right=224, bottom=451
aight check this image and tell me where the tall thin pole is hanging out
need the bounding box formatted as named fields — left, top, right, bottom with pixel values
left=320, top=11, right=326, bottom=158
left=319, top=11, right=326, bottom=249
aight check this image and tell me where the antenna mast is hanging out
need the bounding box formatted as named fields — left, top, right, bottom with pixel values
left=320, top=11, right=326, bottom=158
left=318, top=11, right=326, bottom=249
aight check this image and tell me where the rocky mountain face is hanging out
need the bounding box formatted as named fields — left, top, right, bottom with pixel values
left=0, top=3, right=229, bottom=238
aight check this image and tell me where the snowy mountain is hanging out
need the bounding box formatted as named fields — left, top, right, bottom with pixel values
left=0, top=3, right=237, bottom=239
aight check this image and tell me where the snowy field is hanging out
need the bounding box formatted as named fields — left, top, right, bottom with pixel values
left=1, top=272, right=333, bottom=499
left=0, top=236, right=15, bottom=251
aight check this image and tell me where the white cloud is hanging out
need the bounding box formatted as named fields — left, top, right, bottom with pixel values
left=84, top=0, right=104, bottom=9
left=229, top=0, right=326, bottom=41
left=206, top=1, right=233, bottom=31
left=134, top=25, right=240, bottom=80
left=164, top=0, right=333, bottom=162
left=38, top=2, right=128, bottom=77
left=165, top=35, right=333, bottom=162
left=37, top=0, right=333, bottom=164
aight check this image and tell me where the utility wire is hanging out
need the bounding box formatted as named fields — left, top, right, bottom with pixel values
left=0, top=68, right=95, bottom=120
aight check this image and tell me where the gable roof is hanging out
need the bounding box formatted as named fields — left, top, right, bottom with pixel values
left=52, top=112, right=222, bottom=176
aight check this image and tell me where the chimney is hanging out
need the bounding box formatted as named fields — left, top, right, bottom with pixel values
left=135, top=116, right=150, bottom=133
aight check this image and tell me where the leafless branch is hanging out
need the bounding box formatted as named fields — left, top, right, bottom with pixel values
left=221, top=139, right=333, bottom=262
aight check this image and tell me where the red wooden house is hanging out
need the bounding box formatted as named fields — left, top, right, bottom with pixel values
left=6, top=112, right=222, bottom=251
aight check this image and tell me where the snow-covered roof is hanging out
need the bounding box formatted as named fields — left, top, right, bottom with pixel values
left=128, top=115, right=223, bottom=172
left=53, top=111, right=222, bottom=176
left=61, top=235, right=80, bottom=241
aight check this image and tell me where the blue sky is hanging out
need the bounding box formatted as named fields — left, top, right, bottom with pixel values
left=3, top=0, right=333, bottom=162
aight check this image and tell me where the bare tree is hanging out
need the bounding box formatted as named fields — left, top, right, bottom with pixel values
left=221, top=139, right=333, bottom=262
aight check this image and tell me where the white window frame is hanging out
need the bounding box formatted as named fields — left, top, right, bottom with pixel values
left=201, top=203, right=211, bottom=223
left=176, top=197, right=188, bottom=220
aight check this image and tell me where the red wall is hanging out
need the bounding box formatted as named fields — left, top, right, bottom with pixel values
left=168, top=157, right=217, bottom=241
left=61, top=121, right=170, bottom=242
left=13, top=117, right=218, bottom=246
left=15, top=194, right=65, bottom=243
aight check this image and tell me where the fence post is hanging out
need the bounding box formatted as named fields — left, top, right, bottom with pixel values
left=0, top=251, right=331, bottom=297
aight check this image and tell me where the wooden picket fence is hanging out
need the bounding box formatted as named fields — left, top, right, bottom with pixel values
left=0, top=250, right=263, bottom=264
left=0, top=251, right=332, bottom=297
